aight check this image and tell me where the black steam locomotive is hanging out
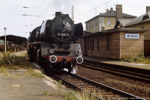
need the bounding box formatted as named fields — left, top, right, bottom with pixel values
left=28, top=12, right=83, bottom=72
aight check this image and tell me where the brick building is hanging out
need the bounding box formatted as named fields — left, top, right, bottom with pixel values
left=85, top=5, right=136, bottom=33
left=115, top=6, right=150, bottom=56
left=79, top=28, right=145, bottom=59
left=78, top=4, right=148, bottom=59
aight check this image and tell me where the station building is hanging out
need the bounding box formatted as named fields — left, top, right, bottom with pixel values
left=85, top=5, right=136, bottom=33
left=78, top=4, right=149, bottom=59
left=79, top=29, right=145, bottom=59
left=115, top=6, right=150, bottom=56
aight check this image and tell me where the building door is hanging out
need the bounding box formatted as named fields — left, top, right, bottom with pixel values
left=144, top=40, right=150, bottom=56
left=91, top=40, right=94, bottom=57
left=84, top=39, right=87, bottom=56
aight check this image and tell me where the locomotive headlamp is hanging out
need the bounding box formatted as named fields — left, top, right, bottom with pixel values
left=76, top=56, right=83, bottom=64
left=63, top=20, right=67, bottom=25
left=49, top=55, right=57, bottom=63
left=74, top=51, right=80, bottom=56
left=50, top=49, right=54, bottom=54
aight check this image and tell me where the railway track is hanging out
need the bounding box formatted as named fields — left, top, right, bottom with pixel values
left=32, top=63, right=146, bottom=100
left=81, top=61, right=150, bottom=83
left=50, top=71, right=145, bottom=100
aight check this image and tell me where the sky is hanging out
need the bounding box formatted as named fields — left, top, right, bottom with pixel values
left=0, top=0, right=149, bottom=38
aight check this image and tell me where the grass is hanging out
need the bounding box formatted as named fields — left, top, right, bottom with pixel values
left=64, top=91, right=77, bottom=100
left=41, top=88, right=98, bottom=100
left=0, top=66, right=8, bottom=74
left=0, top=51, right=44, bottom=78
left=64, top=90, right=97, bottom=100
left=27, top=68, right=45, bottom=78
left=42, top=90, right=49, bottom=96
left=76, top=91, right=97, bottom=100
left=42, top=90, right=55, bottom=97
left=58, top=80, right=62, bottom=95
left=55, top=79, right=97, bottom=100
left=0, top=51, right=35, bottom=69
left=123, top=56, right=150, bottom=64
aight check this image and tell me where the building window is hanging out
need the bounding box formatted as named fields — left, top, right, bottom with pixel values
left=89, top=40, right=94, bottom=50
left=107, top=21, right=111, bottom=26
left=95, top=21, right=98, bottom=27
left=86, top=23, right=89, bottom=31
left=90, top=40, right=92, bottom=50
left=107, top=37, right=109, bottom=50
left=90, top=24, right=92, bottom=30
left=97, top=39, right=100, bottom=50
left=142, top=26, right=144, bottom=29
left=87, top=40, right=90, bottom=50
left=89, top=40, right=91, bottom=50
left=92, top=40, right=94, bottom=50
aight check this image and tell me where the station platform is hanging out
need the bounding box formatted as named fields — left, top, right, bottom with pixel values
left=83, top=56, right=150, bottom=71
left=0, top=68, right=67, bottom=100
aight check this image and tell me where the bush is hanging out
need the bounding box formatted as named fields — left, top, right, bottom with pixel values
left=0, top=51, right=16, bottom=65
left=65, top=91, right=77, bottom=100
left=0, top=51, right=34, bottom=69
left=123, top=55, right=150, bottom=64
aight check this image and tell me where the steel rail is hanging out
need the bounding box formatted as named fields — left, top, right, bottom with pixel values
left=50, top=73, right=101, bottom=100
left=52, top=71, right=145, bottom=100
left=83, top=61, right=150, bottom=78
left=82, top=61, right=150, bottom=81
left=32, top=63, right=146, bottom=100
left=70, top=73, right=145, bottom=100
left=80, top=64, right=150, bottom=83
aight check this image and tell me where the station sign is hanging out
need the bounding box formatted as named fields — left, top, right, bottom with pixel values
left=125, top=33, right=139, bottom=39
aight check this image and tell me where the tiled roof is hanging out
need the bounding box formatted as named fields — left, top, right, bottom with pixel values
left=85, top=11, right=136, bottom=23
left=114, top=19, right=133, bottom=29
left=125, top=14, right=150, bottom=26
left=80, top=28, right=146, bottom=38
left=0, top=35, right=27, bottom=45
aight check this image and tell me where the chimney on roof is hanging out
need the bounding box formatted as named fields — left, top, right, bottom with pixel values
left=106, top=9, right=109, bottom=12
left=146, top=6, right=150, bottom=16
left=116, top=4, right=122, bottom=20
left=110, top=8, right=113, bottom=12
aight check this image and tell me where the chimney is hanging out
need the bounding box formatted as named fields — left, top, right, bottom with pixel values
left=55, top=12, right=61, bottom=17
left=106, top=9, right=109, bottom=12
left=116, top=4, right=122, bottom=20
left=146, top=6, right=150, bottom=16
left=110, top=7, right=113, bottom=12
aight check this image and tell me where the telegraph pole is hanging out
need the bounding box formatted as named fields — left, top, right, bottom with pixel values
left=4, top=27, right=7, bottom=53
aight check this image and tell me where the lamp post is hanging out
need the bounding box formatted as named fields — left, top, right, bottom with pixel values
left=4, top=27, right=7, bottom=53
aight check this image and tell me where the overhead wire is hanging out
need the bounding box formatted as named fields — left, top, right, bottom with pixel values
left=39, top=0, right=56, bottom=16
left=76, top=0, right=113, bottom=17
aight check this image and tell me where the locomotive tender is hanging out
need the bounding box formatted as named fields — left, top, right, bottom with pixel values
left=28, top=12, right=84, bottom=72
